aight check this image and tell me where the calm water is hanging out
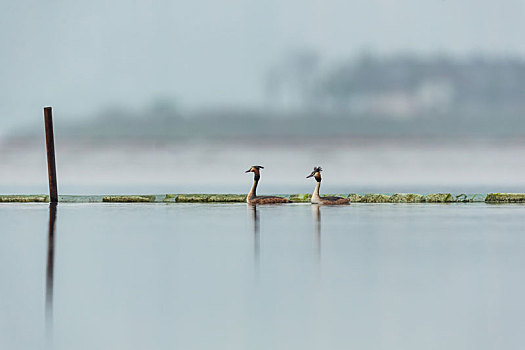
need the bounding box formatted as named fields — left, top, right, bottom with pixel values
left=1, top=202, right=524, bottom=349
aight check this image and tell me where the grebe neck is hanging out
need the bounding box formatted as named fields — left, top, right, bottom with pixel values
left=248, top=174, right=259, bottom=199
left=312, top=179, right=321, bottom=201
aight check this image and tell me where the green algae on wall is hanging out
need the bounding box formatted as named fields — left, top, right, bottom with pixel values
left=486, top=193, right=525, bottom=203
left=208, top=194, right=246, bottom=202
left=175, top=194, right=211, bottom=202
left=59, top=195, right=103, bottom=203
left=163, top=194, right=177, bottom=202
left=390, top=193, right=425, bottom=203
left=347, top=194, right=363, bottom=202
left=361, top=194, right=391, bottom=203
left=0, top=193, right=513, bottom=204
left=289, top=194, right=312, bottom=202
left=424, top=193, right=453, bottom=203
left=103, top=195, right=156, bottom=203
left=175, top=194, right=246, bottom=203
left=0, top=195, right=49, bottom=202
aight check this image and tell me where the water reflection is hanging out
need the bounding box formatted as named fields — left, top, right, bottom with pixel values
left=46, top=203, right=57, bottom=343
left=312, top=204, right=321, bottom=260
left=248, top=204, right=260, bottom=270
left=1, top=203, right=522, bottom=349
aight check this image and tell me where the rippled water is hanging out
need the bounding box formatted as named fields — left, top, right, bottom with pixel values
left=1, top=202, right=525, bottom=349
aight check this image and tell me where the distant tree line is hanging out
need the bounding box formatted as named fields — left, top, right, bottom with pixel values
left=13, top=52, right=525, bottom=141
left=267, top=52, right=525, bottom=116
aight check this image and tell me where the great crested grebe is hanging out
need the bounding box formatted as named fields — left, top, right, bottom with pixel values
left=306, top=166, right=350, bottom=205
left=245, top=165, right=291, bottom=204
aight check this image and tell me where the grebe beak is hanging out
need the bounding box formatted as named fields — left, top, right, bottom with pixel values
left=245, top=169, right=252, bottom=173
left=306, top=173, right=314, bottom=178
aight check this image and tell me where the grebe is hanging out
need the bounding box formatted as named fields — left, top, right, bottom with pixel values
left=306, top=166, right=350, bottom=205
left=245, top=165, right=291, bottom=204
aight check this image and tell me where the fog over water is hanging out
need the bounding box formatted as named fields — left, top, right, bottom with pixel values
left=1, top=138, right=525, bottom=195
left=1, top=0, right=525, bottom=135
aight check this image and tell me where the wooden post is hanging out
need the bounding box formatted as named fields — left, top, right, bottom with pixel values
left=44, top=107, right=58, bottom=203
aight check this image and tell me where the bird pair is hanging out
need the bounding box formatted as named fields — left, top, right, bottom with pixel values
left=245, top=166, right=350, bottom=205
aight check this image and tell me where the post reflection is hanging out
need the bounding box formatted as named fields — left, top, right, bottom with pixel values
left=248, top=204, right=260, bottom=271
left=46, top=202, right=57, bottom=341
left=312, top=204, right=321, bottom=260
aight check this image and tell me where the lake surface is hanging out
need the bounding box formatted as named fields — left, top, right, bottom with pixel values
left=1, top=202, right=524, bottom=349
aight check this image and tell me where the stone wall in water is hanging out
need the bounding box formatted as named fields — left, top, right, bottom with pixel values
left=2, top=193, right=525, bottom=203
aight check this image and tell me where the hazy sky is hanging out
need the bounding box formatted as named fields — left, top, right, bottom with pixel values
left=1, top=0, right=524, bottom=134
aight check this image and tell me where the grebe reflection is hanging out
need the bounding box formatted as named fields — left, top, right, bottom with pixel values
left=312, top=204, right=321, bottom=260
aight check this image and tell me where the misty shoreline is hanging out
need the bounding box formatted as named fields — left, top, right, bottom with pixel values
left=4, top=132, right=525, bottom=149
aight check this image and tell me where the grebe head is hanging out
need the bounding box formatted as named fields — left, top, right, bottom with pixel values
left=245, top=165, right=264, bottom=174
left=306, top=166, right=322, bottom=181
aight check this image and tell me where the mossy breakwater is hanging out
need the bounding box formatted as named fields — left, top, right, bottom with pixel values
left=0, top=195, right=49, bottom=202
left=2, top=193, right=525, bottom=203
